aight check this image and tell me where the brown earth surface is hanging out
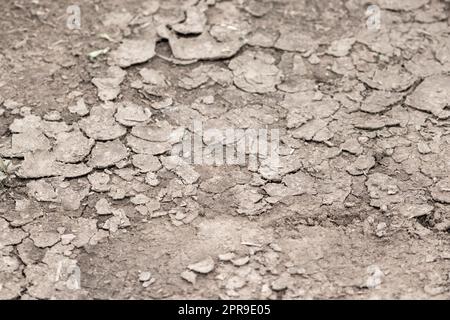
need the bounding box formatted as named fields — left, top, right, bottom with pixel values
left=0, top=0, right=449, bottom=299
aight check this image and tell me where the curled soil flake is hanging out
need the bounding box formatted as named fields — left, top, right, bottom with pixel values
left=188, top=256, right=215, bottom=274
left=109, top=39, right=156, bottom=68
left=88, top=140, right=129, bottom=169
left=405, top=75, right=450, bottom=119
left=229, top=51, right=283, bottom=93
left=92, top=66, right=126, bottom=102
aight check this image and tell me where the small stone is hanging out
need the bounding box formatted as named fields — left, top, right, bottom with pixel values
left=139, top=271, right=152, bottom=282
left=271, top=275, right=290, bottom=291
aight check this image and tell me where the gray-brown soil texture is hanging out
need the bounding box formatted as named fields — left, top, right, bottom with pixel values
left=0, top=0, right=449, bottom=299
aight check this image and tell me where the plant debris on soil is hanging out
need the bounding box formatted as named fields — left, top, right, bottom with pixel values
left=0, top=0, right=449, bottom=300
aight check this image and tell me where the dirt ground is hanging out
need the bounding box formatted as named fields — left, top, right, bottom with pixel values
left=0, top=0, right=449, bottom=300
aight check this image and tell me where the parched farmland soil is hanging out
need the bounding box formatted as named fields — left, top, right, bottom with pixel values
left=0, top=0, right=449, bottom=299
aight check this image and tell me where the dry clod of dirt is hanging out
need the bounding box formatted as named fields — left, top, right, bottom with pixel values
left=88, top=172, right=111, bottom=192
left=181, top=270, right=197, bottom=284
left=92, top=67, right=126, bottom=102
left=88, top=140, right=128, bottom=169
left=431, top=178, right=450, bottom=204
left=79, top=103, right=127, bottom=141
left=365, top=265, right=385, bottom=289
left=68, top=98, right=90, bottom=116
left=164, top=29, right=244, bottom=62
left=109, top=39, right=156, bottom=68
left=115, top=101, right=152, bottom=127
left=54, top=129, right=95, bottom=163
left=229, top=51, right=283, bottom=93
left=188, top=257, right=215, bottom=274
left=275, top=26, right=318, bottom=53
left=377, top=0, right=429, bottom=11
left=0, top=218, right=28, bottom=247
left=172, top=5, right=207, bottom=35
left=405, top=75, right=450, bottom=119
left=126, top=135, right=172, bottom=155
left=361, top=91, right=403, bottom=114
left=327, top=38, right=356, bottom=57
left=231, top=256, right=250, bottom=267
left=139, top=271, right=152, bottom=282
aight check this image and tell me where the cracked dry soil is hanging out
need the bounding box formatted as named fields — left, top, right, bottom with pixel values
left=0, top=0, right=450, bottom=300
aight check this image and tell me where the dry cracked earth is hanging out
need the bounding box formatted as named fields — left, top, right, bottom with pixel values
left=0, top=0, right=450, bottom=300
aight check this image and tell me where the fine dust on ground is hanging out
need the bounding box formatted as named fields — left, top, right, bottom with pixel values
left=0, top=0, right=449, bottom=299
